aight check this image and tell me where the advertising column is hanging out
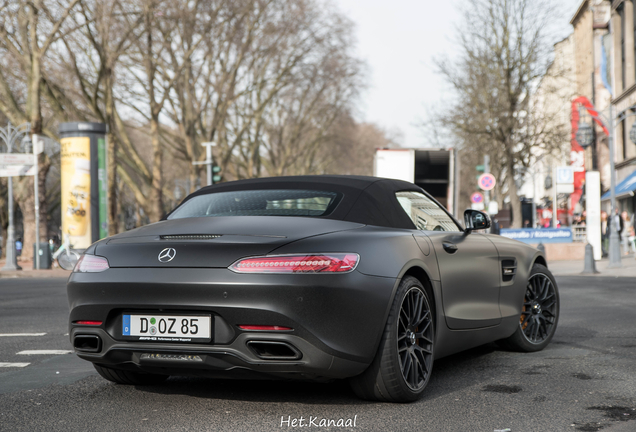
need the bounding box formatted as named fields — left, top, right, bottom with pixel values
left=59, top=122, right=108, bottom=249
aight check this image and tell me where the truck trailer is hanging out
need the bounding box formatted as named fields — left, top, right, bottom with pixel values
left=373, top=148, right=459, bottom=218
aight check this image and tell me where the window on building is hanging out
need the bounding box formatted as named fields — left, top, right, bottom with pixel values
left=633, top=1, right=636, bottom=84
left=621, top=4, right=625, bottom=92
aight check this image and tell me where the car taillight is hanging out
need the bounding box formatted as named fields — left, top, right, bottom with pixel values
left=74, top=321, right=103, bottom=326
left=73, top=255, right=110, bottom=273
left=229, top=253, right=359, bottom=274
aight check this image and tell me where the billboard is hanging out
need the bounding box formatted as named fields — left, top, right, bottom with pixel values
left=61, top=137, right=92, bottom=248
left=59, top=122, right=108, bottom=249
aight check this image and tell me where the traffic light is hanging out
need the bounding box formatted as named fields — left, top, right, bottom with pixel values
left=212, top=165, right=221, bottom=183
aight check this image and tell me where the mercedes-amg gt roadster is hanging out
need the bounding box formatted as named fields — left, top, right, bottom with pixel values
left=67, top=175, right=559, bottom=402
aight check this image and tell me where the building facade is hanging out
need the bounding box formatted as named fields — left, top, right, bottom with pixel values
left=571, top=0, right=612, bottom=190
left=609, top=0, right=636, bottom=216
left=520, top=34, right=577, bottom=226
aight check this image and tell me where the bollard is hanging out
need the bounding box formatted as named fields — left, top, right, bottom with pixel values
left=537, top=242, right=546, bottom=259
left=581, top=242, right=599, bottom=274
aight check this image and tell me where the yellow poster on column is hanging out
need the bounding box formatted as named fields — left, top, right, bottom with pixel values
left=61, top=137, right=92, bottom=248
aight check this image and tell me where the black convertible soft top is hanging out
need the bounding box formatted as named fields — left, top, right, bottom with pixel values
left=169, top=175, right=432, bottom=229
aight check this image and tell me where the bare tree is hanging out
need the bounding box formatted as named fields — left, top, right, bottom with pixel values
left=434, top=0, right=568, bottom=227
left=0, top=0, right=80, bottom=250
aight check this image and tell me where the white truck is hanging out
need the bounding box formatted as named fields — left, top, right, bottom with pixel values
left=373, top=148, right=459, bottom=218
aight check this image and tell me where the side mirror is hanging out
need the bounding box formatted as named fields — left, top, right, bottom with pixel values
left=464, top=209, right=491, bottom=233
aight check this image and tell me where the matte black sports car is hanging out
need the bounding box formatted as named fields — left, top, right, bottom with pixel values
left=67, top=175, right=559, bottom=402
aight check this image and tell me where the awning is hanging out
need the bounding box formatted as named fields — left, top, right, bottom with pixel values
left=601, top=169, right=636, bottom=201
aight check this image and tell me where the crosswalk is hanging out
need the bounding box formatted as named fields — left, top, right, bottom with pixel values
left=0, top=332, right=72, bottom=368
left=0, top=333, right=47, bottom=337
left=0, top=363, right=30, bottom=368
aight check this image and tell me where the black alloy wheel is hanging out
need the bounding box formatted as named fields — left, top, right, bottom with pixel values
left=398, top=287, right=433, bottom=391
left=350, top=276, right=435, bottom=402
left=520, top=272, right=558, bottom=344
left=497, top=264, right=560, bottom=352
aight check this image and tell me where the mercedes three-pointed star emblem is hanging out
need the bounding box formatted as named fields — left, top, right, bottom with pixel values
left=158, top=248, right=177, bottom=263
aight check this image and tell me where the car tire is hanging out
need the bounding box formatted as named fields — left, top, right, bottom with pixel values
left=350, top=276, right=434, bottom=402
left=497, top=264, right=560, bottom=352
left=93, top=364, right=169, bottom=385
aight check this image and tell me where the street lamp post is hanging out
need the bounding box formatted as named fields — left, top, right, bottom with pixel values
left=607, top=104, right=621, bottom=268
left=0, top=122, right=31, bottom=271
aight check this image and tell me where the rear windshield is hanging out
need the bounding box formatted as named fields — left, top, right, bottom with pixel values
left=168, top=189, right=341, bottom=219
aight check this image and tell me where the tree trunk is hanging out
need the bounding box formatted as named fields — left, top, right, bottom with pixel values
left=36, top=155, right=50, bottom=242
left=149, top=115, right=163, bottom=221
left=507, top=158, right=522, bottom=228
left=105, top=68, right=119, bottom=235
left=19, top=186, right=35, bottom=261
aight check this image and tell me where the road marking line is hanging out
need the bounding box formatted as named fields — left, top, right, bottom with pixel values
left=17, top=350, right=72, bottom=355
left=0, top=362, right=30, bottom=367
left=0, top=333, right=47, bottom=337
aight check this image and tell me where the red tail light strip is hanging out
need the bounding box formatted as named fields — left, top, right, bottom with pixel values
left=74, top=255, right=110, bottom=273
left=74, top=321, right=103, bottom=326
left=229, top=253, right=359, bottom=274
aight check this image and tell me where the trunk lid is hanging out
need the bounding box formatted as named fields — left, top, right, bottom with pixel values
left=95, top=216, right=364, bottom=268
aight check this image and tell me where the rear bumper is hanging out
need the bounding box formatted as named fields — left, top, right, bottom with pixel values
left=67, top=268, right=397, bottom=380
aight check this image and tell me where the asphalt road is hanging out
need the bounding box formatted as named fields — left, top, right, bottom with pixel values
left=0, top=276, right=635, bottom=432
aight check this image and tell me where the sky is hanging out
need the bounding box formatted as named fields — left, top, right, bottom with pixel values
left=335, top=0, right=585, bottom=148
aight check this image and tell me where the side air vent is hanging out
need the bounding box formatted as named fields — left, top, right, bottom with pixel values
left=160, top=234, right=222, bottom=240
left=502, top=259, right=517, bottom=282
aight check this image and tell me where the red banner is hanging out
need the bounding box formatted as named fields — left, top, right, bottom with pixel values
left=570, top=96, right=608, bottom=214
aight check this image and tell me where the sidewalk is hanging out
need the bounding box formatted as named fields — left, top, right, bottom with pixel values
left=1, top=256, right=635, bottom=279
left=548, top=253, right=636, bottom=277
left=0, top=258, right=71, bottom=278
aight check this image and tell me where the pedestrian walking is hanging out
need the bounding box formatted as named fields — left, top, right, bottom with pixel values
left=613, top=209, right=624, bottom=242
left=601, top=211, right=608, bottom=257
left=15, top=238, right=22, bottom=261
left=621, top=211, right=632, bottom=254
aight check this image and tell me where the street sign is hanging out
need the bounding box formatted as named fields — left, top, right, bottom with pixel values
left=0, top=153, right=34, bottom=165
left=478, top=173, right=496, bottom=191
left=471, top=202, right=485, bottom=211
left=556, top=184, right=574, bottom=194
left=556, top=167, right=574, bottom=184
left=488, top=201, right=499, bottom=215
left=470, top=192, right=484, bottom=204
left=0, top=164, right=35, bottom=177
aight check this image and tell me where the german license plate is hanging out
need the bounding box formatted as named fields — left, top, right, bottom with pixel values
left=122, top=314, right=211, bottom=342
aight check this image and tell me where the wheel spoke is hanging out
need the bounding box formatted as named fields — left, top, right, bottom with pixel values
left=399, top=310, right=408, bottom=331
left=415, top=322, right=431, bottom=339
left=542, top=300, right=556, bottom=310
left=418, top=335, right=433, bottom=345
left=538, top=277, right=547, bottom=300
left=402, top=350, right=412, bottom=376
left=520, top=313, right=531, bottom=327
left=414, top=348, right=429, bottom=374
left=414, top=344, right=432, bottom=356
left=413, top=293, right=422, bottom=325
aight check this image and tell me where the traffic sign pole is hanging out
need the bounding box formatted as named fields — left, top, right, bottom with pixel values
left=484, top=156, right=490, bottom=208
left=0, top=122, right=30, bottom=272
left=33, top=134, right=40, bottom=271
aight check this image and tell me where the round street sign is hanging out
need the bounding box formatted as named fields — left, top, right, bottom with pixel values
left=478, top=173, right=496, bottom=191
left=470, top=192, right=484, bottom=204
